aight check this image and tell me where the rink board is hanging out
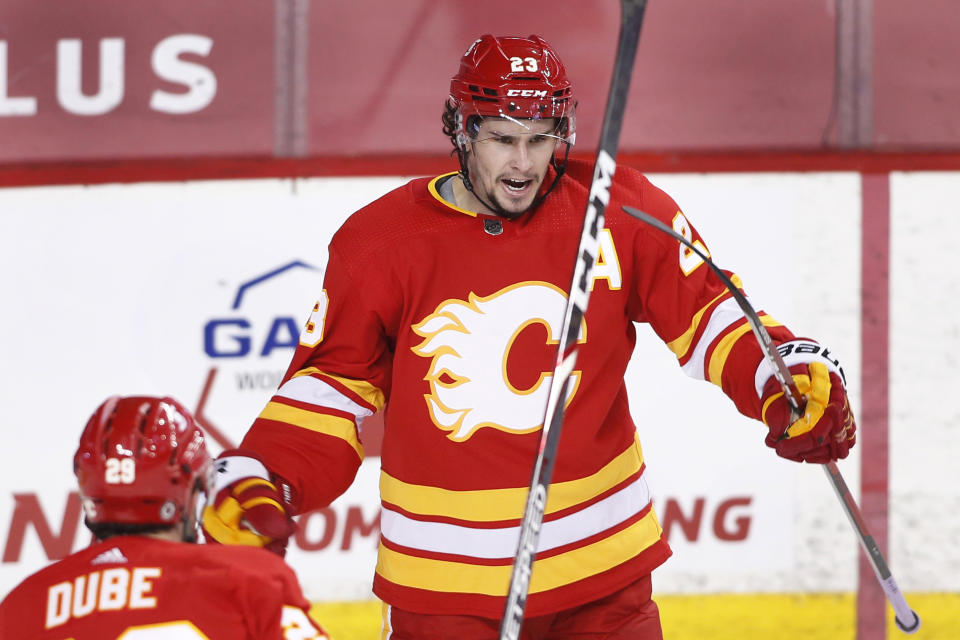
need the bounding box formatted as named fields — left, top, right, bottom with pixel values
left=1, top=173, right=956, bottom=610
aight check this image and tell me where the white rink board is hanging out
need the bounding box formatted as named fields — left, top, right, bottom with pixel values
left=0, top=172, right=954, bottom=602
left=888, top=172, right=960, bottom=591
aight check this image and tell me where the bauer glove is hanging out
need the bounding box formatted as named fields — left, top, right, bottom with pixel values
left=201, top=450, right=297, bottom=556
left=758, top=340, right=857, bottom=463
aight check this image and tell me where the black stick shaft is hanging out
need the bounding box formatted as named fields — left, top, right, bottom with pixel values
left=497, top=3, right=649, bottom=639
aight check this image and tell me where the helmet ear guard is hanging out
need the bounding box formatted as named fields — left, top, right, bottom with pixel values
left=455, top=113, right=483, bottom=150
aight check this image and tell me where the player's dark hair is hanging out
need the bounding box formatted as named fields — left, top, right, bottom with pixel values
left=442, top=98, right=481, bottom=194
left=85, top=520, right=175, bottom=540
left=441, top=98, right=458, bottom=151
left=83, top=479, right=205, bottom=543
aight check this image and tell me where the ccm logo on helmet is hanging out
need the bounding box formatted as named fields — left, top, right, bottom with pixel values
left=506, top=89, right=547, bottom=98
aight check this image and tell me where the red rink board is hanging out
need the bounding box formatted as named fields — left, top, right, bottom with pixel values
left=3, top=0, right=960, bottom=167
left=0, top=1, right=275, bottom=162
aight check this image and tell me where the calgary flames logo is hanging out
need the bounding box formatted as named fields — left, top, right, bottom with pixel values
left=411, top=282, right=583, bottom=441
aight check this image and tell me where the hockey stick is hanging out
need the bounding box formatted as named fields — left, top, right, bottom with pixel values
left=621, top=204, right=921, bottom=634
left=497, top=2, right=649, bottom=639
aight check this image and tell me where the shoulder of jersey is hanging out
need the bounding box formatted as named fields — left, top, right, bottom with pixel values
left=348, top=176, right=438, bottom=220
left=335, top=176, right=443, bottom=235
left=562, top=158, right=650, bottom=191
left=560, top=158, right=593, bottom=186
left=0, top=543, right=105, bottom=608
left=95, top=538, right=299, bottom=584
left=197, top=543, right=297, bottom=577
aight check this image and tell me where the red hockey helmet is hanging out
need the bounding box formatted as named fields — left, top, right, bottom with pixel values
left=450, top=34, right=576, bottom=146
left=74, top=396, right=212, bottom=526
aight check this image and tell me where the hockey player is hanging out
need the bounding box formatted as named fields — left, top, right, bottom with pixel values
left=202, top=34, right=856, bottom=639
left=0, top=396, right=328, bottom=640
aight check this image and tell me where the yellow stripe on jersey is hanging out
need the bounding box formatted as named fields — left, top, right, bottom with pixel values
left=380, top=435, right=644, bottom=522
left=291, top=367, right=386, bottom=412
left=260, top=401, right=364, bottom=459
left=235, top=477, right=275, bottom=494
left=706, top=314, right=782, bottom=386
left=239, top=496, right=285, bottom=511
left=666, top=274, right=744, bottom=360
left=375, top=508, right=663, bottom=596
left=427, top=172, right=481, bottom=217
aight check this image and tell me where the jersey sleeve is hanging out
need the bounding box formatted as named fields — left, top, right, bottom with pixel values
left=242, top=235, right=396, bottom=513
left=626, top=178, right=796, bottom=420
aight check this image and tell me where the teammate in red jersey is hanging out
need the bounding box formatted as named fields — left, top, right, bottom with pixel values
left=0, top=396, right=328, bottom=640
left=202, top=34, right=856, bottom=639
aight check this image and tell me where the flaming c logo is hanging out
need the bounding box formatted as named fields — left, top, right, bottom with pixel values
left=411, top=282, right=584, bottom=441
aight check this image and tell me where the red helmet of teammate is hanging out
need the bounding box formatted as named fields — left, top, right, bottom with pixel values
left=74, top=396, right=212, bottom=526
left=449, top=34, right=576, bottom=147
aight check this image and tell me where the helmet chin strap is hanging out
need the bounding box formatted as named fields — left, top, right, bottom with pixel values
left=456, top=141, right=571, bottom=219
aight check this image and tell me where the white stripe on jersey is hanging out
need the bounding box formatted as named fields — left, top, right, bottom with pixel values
left=680, top=296, right=749, bottom=380
left=380, top=472, right=651, bottom=559
left=276, top=374, right=375, bottom=423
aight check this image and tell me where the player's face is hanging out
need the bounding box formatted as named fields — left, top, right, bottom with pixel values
left=464, top=117, right=559, bottom=219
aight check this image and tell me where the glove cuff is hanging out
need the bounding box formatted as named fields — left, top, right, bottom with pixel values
left=754, top=339, right=847, bottom=399
left=215, top=449, right=300, bottom=513
left=212, top=449, right=271, bottom=493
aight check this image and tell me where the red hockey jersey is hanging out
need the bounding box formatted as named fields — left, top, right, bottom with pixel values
left=0, top=535, right=327, bottom=640
left=242, top=160, right=794, bottom=617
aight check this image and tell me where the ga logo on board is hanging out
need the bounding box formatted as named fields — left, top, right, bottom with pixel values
left=194, top=260, right=322, bottom=450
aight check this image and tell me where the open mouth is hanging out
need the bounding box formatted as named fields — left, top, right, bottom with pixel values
left=502, top=178, right=533, bottom=193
